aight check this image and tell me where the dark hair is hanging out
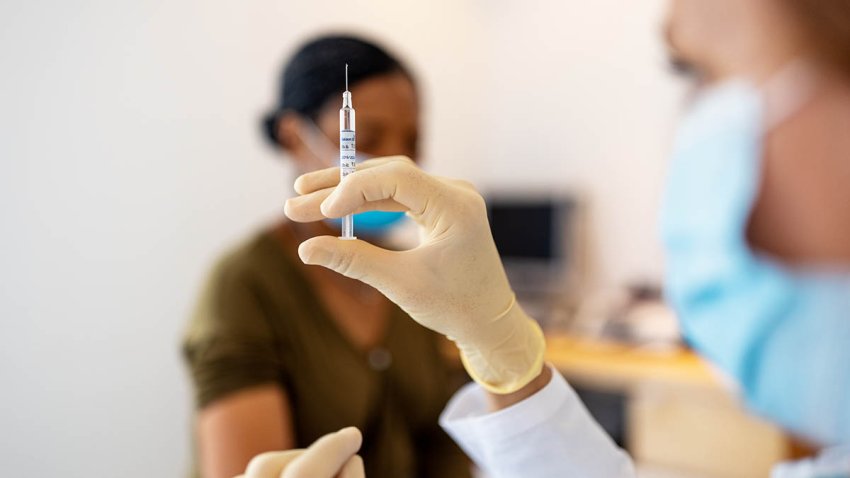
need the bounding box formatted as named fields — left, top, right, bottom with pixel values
left=262, top=34, right=412, bottom=147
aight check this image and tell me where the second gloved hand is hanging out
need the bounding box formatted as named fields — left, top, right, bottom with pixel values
left=237, top=427, right=364, bottom=478
left=284, top=157, right=545, bottom=394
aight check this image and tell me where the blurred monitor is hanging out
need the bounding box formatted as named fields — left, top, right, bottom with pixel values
left=486, top=195, right=577, bottom=294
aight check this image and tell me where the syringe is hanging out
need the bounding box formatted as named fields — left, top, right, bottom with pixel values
left=339, top=63, right=356, bottom=240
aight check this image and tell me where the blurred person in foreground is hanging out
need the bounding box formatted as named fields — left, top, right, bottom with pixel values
left=182, top=35, right=470, bottom=478
left=239, top=0, right=850, bottom=476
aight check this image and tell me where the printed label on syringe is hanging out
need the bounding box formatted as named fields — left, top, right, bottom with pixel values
left=340, top=130, right=355, bottom=151
left=340, top=130, right=356, bottom=178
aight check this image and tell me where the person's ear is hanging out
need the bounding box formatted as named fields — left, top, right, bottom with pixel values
left=277, top=113, right=305, bottom=152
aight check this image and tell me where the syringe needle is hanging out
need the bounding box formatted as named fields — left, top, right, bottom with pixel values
left=345, top=63, right=349, bottom=91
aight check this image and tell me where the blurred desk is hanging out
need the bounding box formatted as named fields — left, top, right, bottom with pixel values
left=545, top=334, right=791, bottom=478
left=545, top=335, right=717, bottom=392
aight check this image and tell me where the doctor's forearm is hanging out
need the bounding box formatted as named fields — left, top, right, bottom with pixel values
left=486, top=365, right=553, bottom=411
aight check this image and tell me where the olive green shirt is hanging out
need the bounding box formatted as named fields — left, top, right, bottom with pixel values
left=183, top=229, right=470, bottom=478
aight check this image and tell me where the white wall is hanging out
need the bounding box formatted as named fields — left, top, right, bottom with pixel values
left=0, top=1, right=683, bottom=476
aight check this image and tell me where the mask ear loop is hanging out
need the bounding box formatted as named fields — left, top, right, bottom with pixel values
left=294, top=117, right=376, bottom=170
left=762, top=59, right=818, bottom=131
left=294, top=117, right=341, bottom=170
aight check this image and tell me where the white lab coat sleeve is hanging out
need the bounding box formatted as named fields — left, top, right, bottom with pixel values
left=440, top=365, right=636, bottom=478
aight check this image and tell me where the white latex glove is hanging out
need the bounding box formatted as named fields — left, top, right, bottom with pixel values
left=236, top=427, right=364, bottom=478
left=284, top=156, right=545, bottom=393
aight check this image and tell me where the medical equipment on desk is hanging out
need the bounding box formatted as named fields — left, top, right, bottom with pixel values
left=339, top=64, right=356, bottom=239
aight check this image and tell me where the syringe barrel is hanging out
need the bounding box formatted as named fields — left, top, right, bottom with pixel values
left=339, top=94, right=356, bottom=239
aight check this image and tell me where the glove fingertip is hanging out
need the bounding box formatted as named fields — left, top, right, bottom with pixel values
left=335, top=427, right=363, bottom=450
left=297, top=238, right=330, bottom=266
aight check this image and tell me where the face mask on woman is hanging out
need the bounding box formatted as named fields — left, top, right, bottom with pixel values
left=661, top=63, right=850, bottom=446
left=295, top=118, right=407, bottom=236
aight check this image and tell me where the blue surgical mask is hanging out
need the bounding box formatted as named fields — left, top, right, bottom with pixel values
left=325, top=211, right=407, bottom=236
left=661, top=72, right=850, bottom=446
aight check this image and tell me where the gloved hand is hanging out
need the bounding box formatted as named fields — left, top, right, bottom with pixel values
left=236, top=427, right=364, bottom=478
left=284, top=156, right=545, bottom=394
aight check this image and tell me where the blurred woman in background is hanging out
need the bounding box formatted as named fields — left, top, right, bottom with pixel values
left=182, top=35, right=470, bottom=478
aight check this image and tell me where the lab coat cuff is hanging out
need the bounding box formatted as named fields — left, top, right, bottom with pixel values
left=439, top=364, right=570, bottom=457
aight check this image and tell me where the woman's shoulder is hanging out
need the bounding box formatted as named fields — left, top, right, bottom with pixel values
left=209, top=228, right=292, bottom=282
left=185, top=228, right=300, bottom=335
left=197, top=227, right=308, bottom=300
